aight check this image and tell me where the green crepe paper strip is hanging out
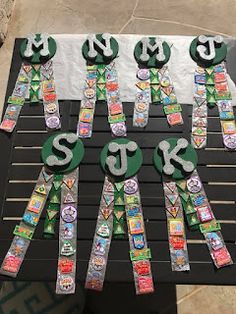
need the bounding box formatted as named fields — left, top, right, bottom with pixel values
left=113, top=186, right=126, bottom=239
left=43, top=174, right=63, bottom=238
left=30, top=81, right=40, bottom=103
left=96, top=64, right=107, bottom=101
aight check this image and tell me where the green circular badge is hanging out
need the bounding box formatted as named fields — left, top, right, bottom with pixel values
left=82, top=33, right=119, bottom=64
left=134, top=37, right=170, bottom=68
left=153, top=137, right=198, bottom=180
left=41, top=132, right=84, bottom=174
left=100, top=138, right=142, bottom=181
left=20, top=33, right=57, bottom=64
left=190, top=35, right=227, bottom=67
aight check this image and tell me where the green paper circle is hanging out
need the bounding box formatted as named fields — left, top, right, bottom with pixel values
left=20, top=34, right=57, bottom=64
left=41, top=132, right=84, bottom=174
left=82, top=34, right=119, bottom=64
left=190, top=36, right=227, bottom=67
left=134, top=37, right=170, bottom=68
left=100, top=138, right=143, bottom=181
left=153, top=137, right=198, bottom=180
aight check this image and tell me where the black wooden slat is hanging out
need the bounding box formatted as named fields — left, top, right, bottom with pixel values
left=68, top=116, right=183, bottom=133
left=3, top=202, right=235, bottom=221
left=8, top=164, right=236, bottom=183
left=5, top=182, right=236, bottom=202
left=12, top=131, right=230, bottom=149
left=1, top=259, right=236, bottom=285
left=17, top=117, right=47, bottom=130
left=1, top=220, right=236, bottom=242
left=198, top=150, right=236, bottom=164
left=70, top=101, right=167, bottom=117
left=11, top=147, right=236, bottom=165
left=1, top=240, right=236, bottom=264
left=3, top=203, right=166, bottom=220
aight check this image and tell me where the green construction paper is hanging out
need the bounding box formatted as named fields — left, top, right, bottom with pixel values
left=189, top=36, right=227, bottom=67
left=150, top=69, right=159, bottom=84
left=97, top=73, right=106, bottom=84
left=113, top=221, right=125, bottom=237
left=82, top=34, right=119, bottom=64
left=186, top=212, right=200, bottom=227
left=151, top=86, right=162, bottom=103
left=205, top=76, right=215, bottom=85
left=96, top=85, right=106, bottom=100
left=41, top=132, right=84, bottom=174
left=181, top=199, right=196, bottom=214
left=114, top=190, right=125, bottom=205
left=30, top=90, right=39, bottom=103
left=206, top=85, right=215, bottom=94
left=20, top=33, right=57, bottom=64
left=134, top=37, right=170, bottom=68
left=153, top=137, right=198, bottom=180
left=100, top=138, right=143, bottom=182
left=43, top=175, right=62, bottom=237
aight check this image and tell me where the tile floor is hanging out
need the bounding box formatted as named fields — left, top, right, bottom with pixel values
left=0, top=0, right=236, bottom=313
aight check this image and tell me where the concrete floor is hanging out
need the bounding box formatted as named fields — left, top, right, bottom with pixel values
left=1, top=0, right=236, bottom=313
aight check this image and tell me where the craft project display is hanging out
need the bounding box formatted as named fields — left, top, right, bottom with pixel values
left=190, top=35, right=236, bottom=149
left=0, top=132, right=84, bottom=295
left=85, top=138, right=154, bottom=294
left=0, top=33, right=61, bottom=132
left=133, top=37, right=183, bottom=128
left=77, top=33, right=127, bottom=138
left=154, top=137, right=232, bottom=269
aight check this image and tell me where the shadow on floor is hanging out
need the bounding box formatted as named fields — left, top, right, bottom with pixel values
left=0, top=281, right=177, bottom=314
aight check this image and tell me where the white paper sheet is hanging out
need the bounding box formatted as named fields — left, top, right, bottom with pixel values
left=52, top=34, right=236, bottom=105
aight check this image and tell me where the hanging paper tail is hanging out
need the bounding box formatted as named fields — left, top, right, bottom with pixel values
left=0, top=62, right=31, bottom=133
left=124, top=176, right=154, bottom=294
left=158, top=66, right=183, bottom=126
left=150, top=68, right=161, bottom=103
left=105, top=61, right=127, bottom=137
left=191, top=66, right=208, bottom=149
left=177, top=170, right=232, bottom=268
left=0, top=167, right=54, bottom=277
left=29, top=64, right=41, bottom=103
left=133, top=68, right=150, bottom=128
left=163, top=180, right=190, bottom=271
left=41, top=60, right=61, bottom=130
left=56, top=168, right=79, bottom=294
left=214, top=63, right=236, bottom=150
left=85, top=176, right=114, bottom=291
left=113, top=180, right=126, bottom=238
left=43, top=174, right=63, bottom=238
left=77, top=65, right=97, bottom=138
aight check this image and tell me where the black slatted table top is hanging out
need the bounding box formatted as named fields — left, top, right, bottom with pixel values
left=0, top=38, right=236, bottom=284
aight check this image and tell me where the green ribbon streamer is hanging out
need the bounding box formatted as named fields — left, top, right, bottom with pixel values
left=43, top=174, right=63, bottom=238
left=113, top=184, right=126, bottom=239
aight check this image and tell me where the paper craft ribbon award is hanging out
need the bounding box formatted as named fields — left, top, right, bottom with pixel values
left=190, top=35, right=236, bottom=149
left=0, top=132, right=84, bottom=295
left=77, top=33, right=127, bottom=138
left=85, top=138, right=154, bottom=294
left=133, top=37, right=183, bottom=128
left=0, top=33, right=61, bottom=132
left=154, top=137, right=232, bottom=269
